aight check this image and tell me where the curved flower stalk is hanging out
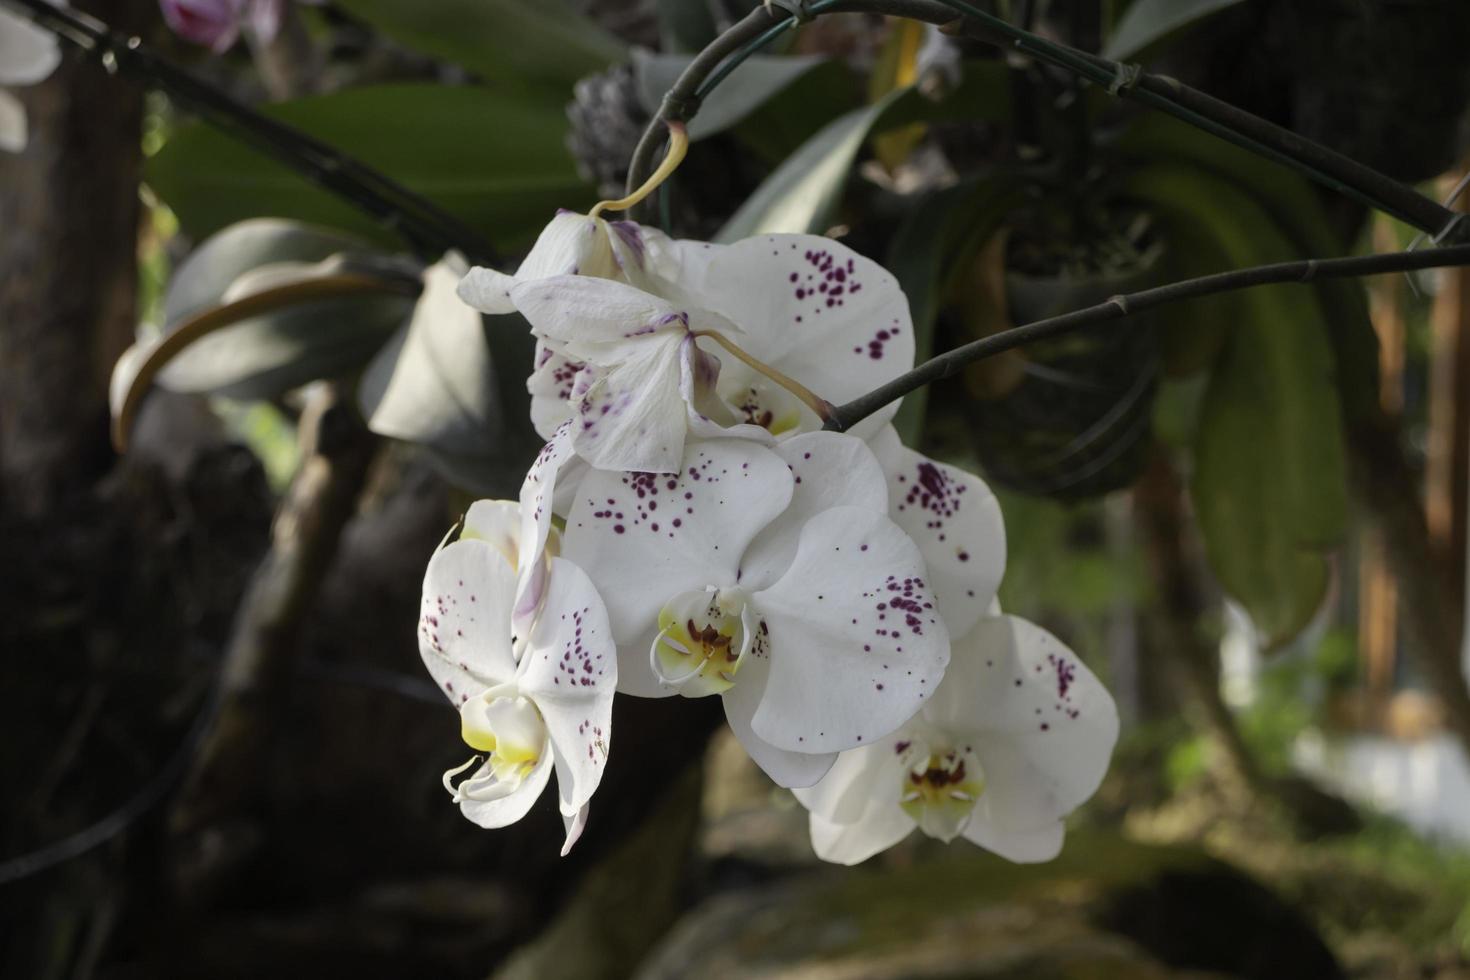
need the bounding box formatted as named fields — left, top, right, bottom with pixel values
left=0, top=0, right=63, bottom=153
left=560, top=431, right=949, bottom=787
left=419, top=499, right=617, bottom=854
left=793, top=614, right=1119, bottom=865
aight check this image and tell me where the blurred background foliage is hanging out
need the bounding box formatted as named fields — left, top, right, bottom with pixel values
left=4, top=0, right=1470, bottom=977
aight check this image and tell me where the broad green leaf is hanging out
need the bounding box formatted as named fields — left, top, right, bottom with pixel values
left=147, top=85, right=592, bottom=252
left=334, top=0, right=623, bottom=91
left=1118, top=113, right=1380, bottom=415
left=1124, top=165, right=1348, bottom=646
left=886, top=177, right=1023, bottom=443
left=715, top=96, right=897, bottom=241
left=1104, top=0, right=1247, bottom=60
left=730, top=62, right=861, bottom=164
left=156, top=220, right=415, bottom=401
left=163, top=218, right=384, bottom=322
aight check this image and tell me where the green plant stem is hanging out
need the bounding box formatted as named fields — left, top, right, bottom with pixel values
left=626, top=0, right=1459, bottom=239
left=823, top=244, right=1470, bottom=432
left=1, top=0, right=498, bottom=265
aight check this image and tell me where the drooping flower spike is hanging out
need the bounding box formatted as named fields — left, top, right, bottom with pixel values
left=794, top=614, right=1119, bottom=865
left=419, top=500, right=617, bottom=854
left=560, top=432, right=949, bottom=787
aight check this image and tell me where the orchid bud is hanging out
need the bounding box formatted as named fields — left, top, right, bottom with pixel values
left=159, top=0, right=244, bottom=52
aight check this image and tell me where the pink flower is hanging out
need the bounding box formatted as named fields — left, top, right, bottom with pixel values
left=159, top=0, right=315, bottom=51
left=160, top=0, right=243, bottom=52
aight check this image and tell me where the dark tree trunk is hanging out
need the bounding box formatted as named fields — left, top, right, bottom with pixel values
left=0, top=0, right=150, bottom=518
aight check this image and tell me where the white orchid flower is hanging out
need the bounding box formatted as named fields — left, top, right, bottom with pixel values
left=508, top=273, right=772, bottom=474
left=560, top=431, right=949, bottom=788
left=671, top=233, right=1008, bottom=637
left=494, top=227, right=1006, bottom=628
left=459, top=213, right=675, bottom=444
left=794, top=614, right=1119, bottom=865
left=419, top=499, right=617, bottom=855
left=1, top=1, right=64, bottom=153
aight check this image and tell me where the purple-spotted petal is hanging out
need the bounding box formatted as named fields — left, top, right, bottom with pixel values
left=869, top=425, right=1006, bottom=640
left=562, top=439, right=794, bottom=646
left=571, top=335, right=690, bottom=474
left=516, top=422, right=576, bottom=635
left=751, top=506, right=949, bottom=753
left=678, top=234, right=915, bottom=438
left=526, top=343, right=585, bottom=440
left=511, top=274, right=691, bottom=365
left=737, top=431, right=890, bottom=593
left=517, top=557, right=617, bottom=817
left=924, top=615, right=1118, bottom=831
left=418, top=537, right=518, bottom=699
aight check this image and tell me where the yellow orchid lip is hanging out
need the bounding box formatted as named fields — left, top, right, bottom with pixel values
left=896, top=739, right=986, bottom=842
left=651, top=588, right=753, bottom=697
left=446, top=687, right=548, bottom=801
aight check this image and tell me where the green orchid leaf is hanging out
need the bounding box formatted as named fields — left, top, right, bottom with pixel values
left=1119, top=113, right=1380, bottom=418
left=1104, top=0, right=1247, bottom=60
left=1123, top=165, right=1348, bottom=647
left=155, top=220, right=416, bottom=401
left=147, top=85, right=591, bottom=252
left=714, top=96, right=898, bottom=242
left=334, top=0, right=624, bottom=92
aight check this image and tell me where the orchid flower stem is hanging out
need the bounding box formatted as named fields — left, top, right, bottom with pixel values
left=591, top=123, right=688, bottom=219
left=692, top=330, right=836, bottom=423
left=823, top=243, right=1470, bottom=433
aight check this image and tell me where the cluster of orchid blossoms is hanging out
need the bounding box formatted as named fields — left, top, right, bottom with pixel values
left=419, top=201, right=1119, bottom=863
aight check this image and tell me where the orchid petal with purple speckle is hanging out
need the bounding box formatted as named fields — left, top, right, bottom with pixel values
left=794, top=613, right=1117, bottom=865
left=418, top=509, right=616, bottom=853
left=869, top=425, right=1006, bottom=640
left=561, top=436, right=946, bottom=786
